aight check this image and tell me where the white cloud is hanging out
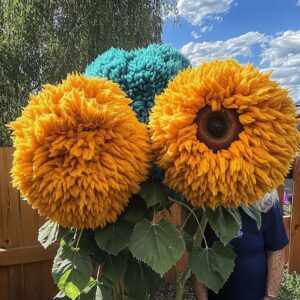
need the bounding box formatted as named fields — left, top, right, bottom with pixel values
left=191, top=25, right=214, bottom=40
left=177, top=0, right=234, bottom=25
left=181, top=32, right=267, bottom=65
left=297, top=0, right=300, bottom=7
left=201, top=25, right=214, bottom=33
left=181, top=30, right=300, bottom=101
left=260, top=30, right=300, bottom=101
left=191, top=31, right=201, bottom=39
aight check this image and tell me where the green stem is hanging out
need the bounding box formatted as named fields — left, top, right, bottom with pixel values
left=169, top=198, right=201, bottom=227
left=195, top=211, right=208, bottom=248
left=112, top=282, right=121, bottom=300
left=180, top=209, right=195, bottom=231
left=75, top=229, right=83, bottom=249
left=175, top=268, right=189, bottom=300
left=174, top=209, right=209, bottom=300
left=96, top=265, right=101, bottom=281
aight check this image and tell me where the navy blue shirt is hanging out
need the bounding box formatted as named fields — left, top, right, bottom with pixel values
left=207, top=201, right=288, bottom=300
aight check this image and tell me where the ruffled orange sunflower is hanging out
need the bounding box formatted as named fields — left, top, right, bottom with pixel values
left=9, top=74, right=151, bottom=228
left=149, top=59, right=299, bottom=209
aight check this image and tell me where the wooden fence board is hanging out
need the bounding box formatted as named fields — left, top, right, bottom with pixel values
left=0, top=245, right=58, bottom=266
left=0, top=147, right=57, bottom=300
left=289, top=154, right=300, bottom=272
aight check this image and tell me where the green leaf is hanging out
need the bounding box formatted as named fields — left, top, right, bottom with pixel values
left=95, top=220, right=132, bottom=256
left=189, top=242, right=236, bottom=293
left=128, top=219, right=185, bottom=277
left=53, top=290, right=70, bottom=299
left=58, top=228, right=76, bottom=247
left=205, top=207, right=242, bottom=245
left=57, top=227, right=75, bottom=243
left=145, top=206, right=155, bottom=222
left=78, top=230, right=100, bottom=256
left=38, top=220, right=59, bottom=249
left=182, top=208, right=203, bottom=237
left=241, top=204, right=261, bottom=229
left=59, top=271, right=81, bottom=300
left=102, top=251, right=128, bottom=283
left=120, top=195, right=147, bottom=224
left=79, top=278, right=112, bottom=300
left=182, top=231, right=194, bottom=253
left=164, top=186, right=186, bottom=204
left=139, top=180, right=168, bottom=208
left=124, top=255, right=161, bottom=300
left=52, top=244, right=93, bottom=300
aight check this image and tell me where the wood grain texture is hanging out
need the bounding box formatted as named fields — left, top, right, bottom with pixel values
left=289, top=154, right=300, bottom=272
left=0, top=244, right=58, bottom=266
left=283, top=216, right=291, bottom=264
left=277, top=185, right=284, bottom=207
left=0, top=147, right=57, bottom=300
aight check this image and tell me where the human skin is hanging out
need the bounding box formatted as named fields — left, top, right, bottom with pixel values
left=191, top=248, right=286, bottom=300
left=264, top=249, right=286, bottom=299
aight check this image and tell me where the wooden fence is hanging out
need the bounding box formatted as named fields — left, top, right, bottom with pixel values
left=1, top=147, right=300, bottom=299
left=282, top=153, right=300, bottom=273
left=0, top=148, right=57, bottom=300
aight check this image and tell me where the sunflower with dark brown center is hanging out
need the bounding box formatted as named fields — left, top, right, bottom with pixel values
left=149, top=59, right=299, bottom=208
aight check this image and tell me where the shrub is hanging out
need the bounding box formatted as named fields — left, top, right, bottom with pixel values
left=278, top=271, right=300, bottom=300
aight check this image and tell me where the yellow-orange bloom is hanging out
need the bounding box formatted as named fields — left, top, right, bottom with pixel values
left=10, top=74, right=151, bottom=228
left=149, top=59, right=299, bottom=209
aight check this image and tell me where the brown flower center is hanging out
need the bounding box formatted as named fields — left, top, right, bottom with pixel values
left=195, top=106, right=243, bottom=152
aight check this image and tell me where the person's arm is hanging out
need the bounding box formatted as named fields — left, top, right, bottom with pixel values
left=263, top=249, right=285, bottom=300
left=191, top=273, right=208, bottom=300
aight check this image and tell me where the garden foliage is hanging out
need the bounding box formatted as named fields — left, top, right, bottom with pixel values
left=277, top=271, right=300, bottom=300
left=39, top=187, right=262, bottom=299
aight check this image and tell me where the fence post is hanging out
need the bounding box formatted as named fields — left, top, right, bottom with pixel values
left=288, top=154, right=300, bottom=273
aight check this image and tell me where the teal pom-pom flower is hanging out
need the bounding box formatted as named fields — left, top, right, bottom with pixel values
left=85, top=44, right=190, bottom=123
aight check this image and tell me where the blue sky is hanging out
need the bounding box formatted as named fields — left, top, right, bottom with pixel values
left=163, top=0, right=300, bottom=101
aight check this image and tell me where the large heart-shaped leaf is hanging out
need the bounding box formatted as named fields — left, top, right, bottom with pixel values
left=189, top=242, right=236, bottom=293
left=139, top=180, right=168, bottom=208
left=128, top=218, right=185, bottom=277
left=124, top=255, right=161, bottom=300
left=101, top=251, right=128, bottom=283
left=79, top=278, right=112, bottom=300
left=120, top=195, right=147, bottom=224
left=38, top=220, right=59, bottom=249
left=205, top=207, right=242, bottom=245
left=52, top=244, right=93, bottom=300
left=95, top=220, right=132, bottom=256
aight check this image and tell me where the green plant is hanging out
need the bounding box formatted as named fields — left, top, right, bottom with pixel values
left=278, top=271, right=300, bottom=300
left=39, top=182, right=261, bottom=300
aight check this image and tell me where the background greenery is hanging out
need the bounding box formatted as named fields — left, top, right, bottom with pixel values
left=0, top=0, right=177, bottom=146
left=278, top=270, right=300, bottom=300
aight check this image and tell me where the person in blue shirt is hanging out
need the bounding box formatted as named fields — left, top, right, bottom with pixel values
left=191, top=190, right=288, bottom=300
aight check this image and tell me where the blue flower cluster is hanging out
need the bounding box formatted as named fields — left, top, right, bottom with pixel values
left=85, top=44, right=190, bottom=123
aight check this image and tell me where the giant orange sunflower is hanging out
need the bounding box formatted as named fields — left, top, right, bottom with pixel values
left=149, top=59, right=299, bottom=209
left=10, top=74, right=151, bottom=228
